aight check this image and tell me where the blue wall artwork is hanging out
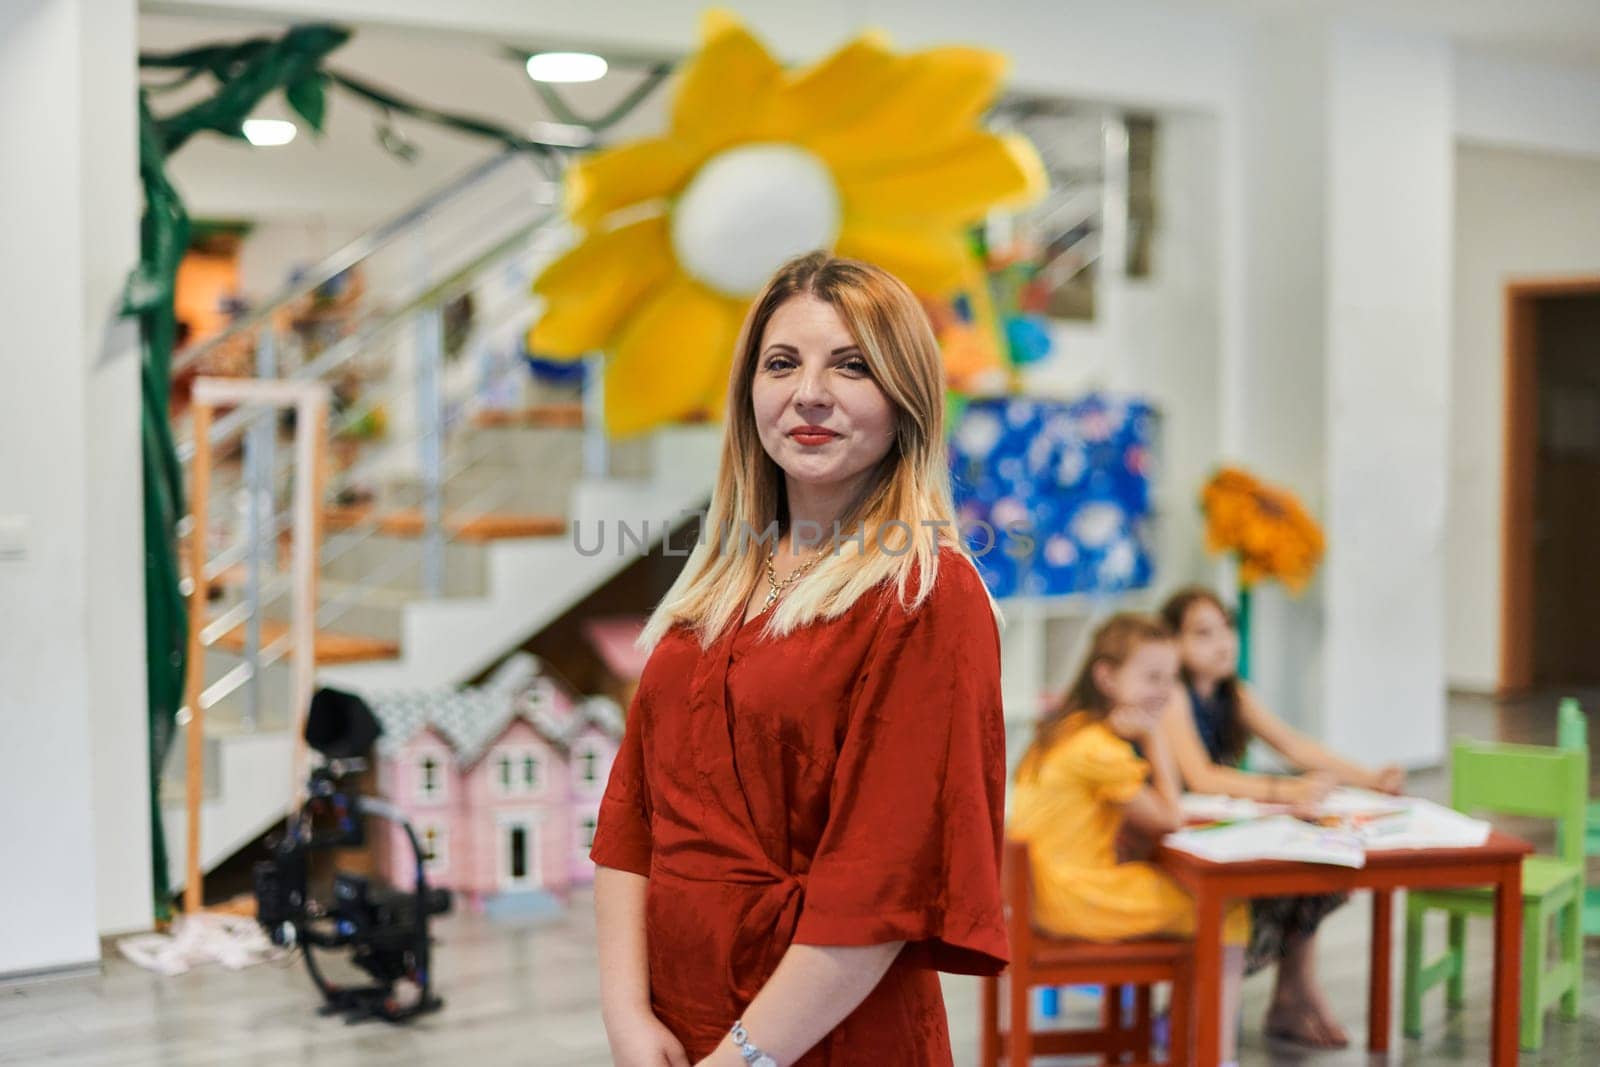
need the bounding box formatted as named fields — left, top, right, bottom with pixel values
left=949, top=393, right=1158, bottom=598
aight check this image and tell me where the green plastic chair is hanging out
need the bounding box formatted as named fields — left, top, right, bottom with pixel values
left=1555, top=698, right=1600, bottom=936
left=1401, top=738, right=1587, bottom=1051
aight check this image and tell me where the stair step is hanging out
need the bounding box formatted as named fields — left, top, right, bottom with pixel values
left=210, top=618, right=400, bottom=665
left=472, top=402, right=586, bottom=429
left=208, top=572, right=416, bottom=610
left=324, top=506, right=567, bottom=542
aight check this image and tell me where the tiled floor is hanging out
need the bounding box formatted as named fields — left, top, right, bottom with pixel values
left=6, top=692, right=1599, bottom=1065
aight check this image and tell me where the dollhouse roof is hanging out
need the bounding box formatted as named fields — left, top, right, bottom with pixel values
left=363, top=651, right=622, bottom=768
left=575, top=694, right=625, bottom=737
left=366, top=686, right=521, bottom=765
left=366, top=651, right=544, bottom=765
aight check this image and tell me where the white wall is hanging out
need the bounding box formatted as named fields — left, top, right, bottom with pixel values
left=1443, top=46, right=1600, bottom=692
left=83, top=0, right=151, bottom=941
left=1447, top=145, right=1600, bottom=691
left=0, top=0, right=146, bottom=974
left=1221, top=21, right=1459, bottom=767
left=1322, top=27, right=1454, bottom=766
left=1455, top=47, right=1600, bottom=161
left=1221, top=21, right=1332, bottom=737
left=1022, top=112, right=1224, bottom=595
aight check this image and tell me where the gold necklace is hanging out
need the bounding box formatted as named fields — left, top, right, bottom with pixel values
left=763, top=544, right=826, bottom=609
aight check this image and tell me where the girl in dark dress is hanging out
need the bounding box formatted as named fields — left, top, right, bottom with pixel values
left=1158, top=587, right=1405, bottom=1050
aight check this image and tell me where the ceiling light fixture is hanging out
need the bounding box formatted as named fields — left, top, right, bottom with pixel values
left=242, top=118, right=297, bottom=147
left=525, top=52, right=607, bottom=83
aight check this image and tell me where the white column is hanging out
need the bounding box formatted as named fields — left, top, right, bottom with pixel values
left=1220, top=22, right=1453, bottom=770
left=0, top=0, right=146, bottom=976
left=1221, top=22, right=1331, bottom=738
left=1322, top=27, right=1454, bottom=767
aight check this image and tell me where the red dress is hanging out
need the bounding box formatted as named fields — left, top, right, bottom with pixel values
left=590, top=546, right=1009, bottom=1064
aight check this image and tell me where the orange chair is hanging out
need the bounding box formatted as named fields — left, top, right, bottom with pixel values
left=981, top=839, right=1191, bottom=1067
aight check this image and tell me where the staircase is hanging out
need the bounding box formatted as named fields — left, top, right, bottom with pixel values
left=160, top=150, right=719, bottom=891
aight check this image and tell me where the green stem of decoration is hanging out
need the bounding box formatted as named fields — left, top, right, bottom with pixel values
left=325, top=69, right=562, bottom=170
left=1236, top=581, right=1253, bottom=684
left=129, top=23, right=352, bottom=920
left=524, top=61, right=674, bottom=133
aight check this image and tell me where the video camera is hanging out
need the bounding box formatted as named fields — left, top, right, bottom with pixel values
left=253, top=687, right=452, bottom=1023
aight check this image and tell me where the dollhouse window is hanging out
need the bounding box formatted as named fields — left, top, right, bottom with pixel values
left=418, top=754, right=445, bottom=802
left=422, top=825, right=448, bottom=873
left=497, top=753, right=514, bottom=794
left=577, top=747, right=599, bottom=785
left=579, top=815, right=597, bottom=850
left=522, top=753, right=541, bottom=791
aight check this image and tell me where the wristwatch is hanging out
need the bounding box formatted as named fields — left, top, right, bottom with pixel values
left=730, top=1020, right=778, bottom=1067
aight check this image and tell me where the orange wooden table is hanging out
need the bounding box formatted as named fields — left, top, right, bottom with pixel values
left=1154, top=830, right=1533, bottom=1066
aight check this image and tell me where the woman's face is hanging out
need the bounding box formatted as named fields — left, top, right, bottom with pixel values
left=750, top=294, right=897, bottom=499
left=1178, top=599, right=1238, bottom=681
left=1100, top=639, right=1180, bottom=723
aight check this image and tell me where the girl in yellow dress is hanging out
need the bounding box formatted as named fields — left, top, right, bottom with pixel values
left=1009, top=613, right=1249, bottom=1066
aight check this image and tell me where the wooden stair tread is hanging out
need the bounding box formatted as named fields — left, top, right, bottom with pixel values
left=472, top=402, right=585, bottom=429
left=210, top=618, right=400, bottom=664
left=323, top=506, right=567, bottom=541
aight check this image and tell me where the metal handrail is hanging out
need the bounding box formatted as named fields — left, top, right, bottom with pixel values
left=176, top=205, right=556, bottom=461
left=171, top=146, right=598, bottom=724
left=170, top=148, right=538, bottom=380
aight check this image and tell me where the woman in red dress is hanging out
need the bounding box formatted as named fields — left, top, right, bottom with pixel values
left=590, top=252, right=1009, bottom=1066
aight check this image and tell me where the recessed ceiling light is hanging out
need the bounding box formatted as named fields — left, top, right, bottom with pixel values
left=525, top=52, right=607, bottom=83
left=242, top=118, right=297, bottom=147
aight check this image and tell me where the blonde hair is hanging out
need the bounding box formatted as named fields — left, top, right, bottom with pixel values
left=639, top=251, right=1000, bottom=651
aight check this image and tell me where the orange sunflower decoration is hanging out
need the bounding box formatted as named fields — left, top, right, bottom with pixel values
left=528, top=10, right=1045, bottom=435
left=1200, top=466, right=1324, bottom=592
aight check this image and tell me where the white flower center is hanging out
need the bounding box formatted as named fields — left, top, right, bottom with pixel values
left=670, top=143, right=841, bottom=298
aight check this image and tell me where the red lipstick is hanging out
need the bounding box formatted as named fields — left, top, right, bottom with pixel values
left=788, top=424, right=840, bottom=446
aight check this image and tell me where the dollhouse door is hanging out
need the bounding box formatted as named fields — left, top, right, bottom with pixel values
left=497, top=812, right=542, bottom=891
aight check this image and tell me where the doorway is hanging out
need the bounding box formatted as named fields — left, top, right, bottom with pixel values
left=1501, top=279, right=1600, bottom=693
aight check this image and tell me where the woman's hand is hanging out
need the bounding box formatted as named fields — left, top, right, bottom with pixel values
left=607, top=1009, right=691, bottom=1067
left=1369, top=764, right=1405, bottom=795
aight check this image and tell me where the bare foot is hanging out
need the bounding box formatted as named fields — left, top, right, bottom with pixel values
left=1303, top=983, right=1351, bottom=1048
left=1264, top=1002, right=1349, bottom=1049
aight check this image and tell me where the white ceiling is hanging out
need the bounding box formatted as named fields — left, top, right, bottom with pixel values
left=142, top=11, right=675, bottom=227
left=1186, top=0, right=1600, bottom=68
left=142, top=2, right=1600, bottom=230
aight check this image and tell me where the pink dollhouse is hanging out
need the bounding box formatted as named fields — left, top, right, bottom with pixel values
left=365, top=653, right=623, bottom=917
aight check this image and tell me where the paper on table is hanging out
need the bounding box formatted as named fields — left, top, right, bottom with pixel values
left=1179, top=793, right=1279, bottom=822
left=1164, top=815, right=1367, bottom=868
left=1355, top=797, right=1492, bottom=850
left=1317, top=787, right=1410, bottom=818
left=1180, top=787, right=1411, bottom=824
left=1167, top=794, right=1493, bottom=866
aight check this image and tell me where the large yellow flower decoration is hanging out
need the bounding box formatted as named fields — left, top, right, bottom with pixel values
left=528, top=10, right=1045, bottom=436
